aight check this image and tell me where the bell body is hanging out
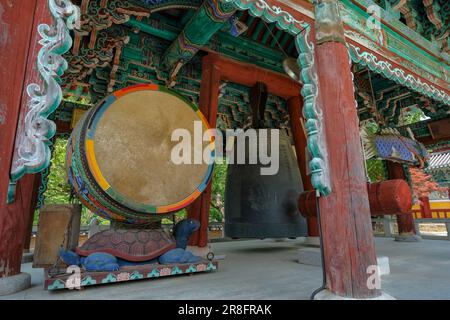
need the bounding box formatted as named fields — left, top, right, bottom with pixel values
left=225, top=129, right=307, bottom=238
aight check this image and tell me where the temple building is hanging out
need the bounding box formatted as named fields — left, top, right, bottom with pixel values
left=0, top=0, right=449, bottom=299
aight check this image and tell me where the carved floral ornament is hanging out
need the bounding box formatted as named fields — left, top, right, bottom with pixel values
left=7, top=0, right=80, bottom=203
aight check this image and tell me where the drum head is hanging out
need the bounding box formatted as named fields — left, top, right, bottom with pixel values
left=84, top=84, right=214, bottom=214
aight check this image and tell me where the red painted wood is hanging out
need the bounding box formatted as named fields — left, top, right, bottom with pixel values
left=299, top=180, right=412, bottom=217
left=367, top=180, right=412, bottom=216
left=287, top=96, right=319, bottom=237
left=316, top=41, right=380, bottom=298
left=0, top=0, right=50, bottom=277
left=187, top=55, right=221, bottom=247
left=386, top=161, right=417, bottom=235
left=207, top=53, right=301, bottom=100
left=23, top=173, right=42, bottom=252
left=419, top=196, right=432, bottom=219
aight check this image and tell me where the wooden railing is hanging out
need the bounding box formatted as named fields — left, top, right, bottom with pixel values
left=411, top=208, right=450, bottom=219
left=373, top=215, right=450, bottom=240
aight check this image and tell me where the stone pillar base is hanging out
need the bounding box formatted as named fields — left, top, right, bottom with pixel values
left=21, top=252, right=34, bottom=264
left=395, top=233, right=422, bottom=242
left=0, top=273, right=31, bottom=296
left=314, top=289, right=395, bottom=300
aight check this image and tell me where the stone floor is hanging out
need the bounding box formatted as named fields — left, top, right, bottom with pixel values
left=2, top=237, right=450, bottom=300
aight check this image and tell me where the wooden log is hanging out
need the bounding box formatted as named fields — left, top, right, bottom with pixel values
left=386, top=161, right=418, bottom=235
left=299, top=180, right=413, bottom=217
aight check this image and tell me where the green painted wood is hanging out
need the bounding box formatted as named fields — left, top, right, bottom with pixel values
left=161, top=0, right=236, bottom=70
left=251, top=21, right=265, bottom=41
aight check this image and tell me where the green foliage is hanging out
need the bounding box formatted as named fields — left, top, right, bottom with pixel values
left=400, top=107, right=427, bottom=126
left=44, top=138, right=71, bottom=205
left=38, top=137, right=108, bottom=226
left=366, top=159, right=387, bottom=183
left=34, top=138, right=71, bottom=225
left=210, top=162, right=227, bottom=222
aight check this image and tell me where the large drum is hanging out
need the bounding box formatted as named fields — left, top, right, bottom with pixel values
left=66, top=84, right=214, bottom=225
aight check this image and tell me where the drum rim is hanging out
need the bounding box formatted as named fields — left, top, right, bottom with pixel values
left=83, top=84, right=215, bottom=214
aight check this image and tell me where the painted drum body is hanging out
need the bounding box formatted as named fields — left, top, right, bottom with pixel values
left=66, top=84, right=214, bottom=224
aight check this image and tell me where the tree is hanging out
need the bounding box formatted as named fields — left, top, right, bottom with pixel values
left=210, top=162, right=227, bottom=222
left=409, top=167, right=446, bottom=199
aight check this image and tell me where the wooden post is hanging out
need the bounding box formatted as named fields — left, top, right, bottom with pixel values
left=287, top=96, right=319, bottom=237
left=386, top=161, right=420, bottom=241
left=187, top=55, right=221, bottom=247
left=314, top=0, right=381, bottom=298
left=419, top=196, right=432, bottom=218
left=0, top=0, right=50, bottom=278
left=22, top=173, right=42, bottom=253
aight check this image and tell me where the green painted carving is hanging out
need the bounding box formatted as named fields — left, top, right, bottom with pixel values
left=222, top=0, right=332, bottom=195
left=340, top=0, right=449, bottom=84
left=382, top=0, right=449, bottom=53
left=133, top=0, right=202, bottom=11
left=7, top=0, right=80, bottom=204
left=161, top=0, right=236, bottom=73
left=313, top=0, right=346, bottom=45
left=349, top=43, right=450, bottom=106
left=75, top=0, right=149, bottom=36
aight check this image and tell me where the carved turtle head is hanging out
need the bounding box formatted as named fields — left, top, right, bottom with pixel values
left=173, top=219, right=200, bottom=249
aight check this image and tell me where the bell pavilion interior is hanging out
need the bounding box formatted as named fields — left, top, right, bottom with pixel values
left=0, top=0, right=449, bottom=300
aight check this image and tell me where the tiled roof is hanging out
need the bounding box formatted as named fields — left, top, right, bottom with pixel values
left=427, top=152, right=450, bottom=171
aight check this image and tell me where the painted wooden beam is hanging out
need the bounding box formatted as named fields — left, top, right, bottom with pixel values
left=207, top=54, right=300, bottom=99
left=160, top=0, right=235, bottom=74
left=251, top=21, right=265, bottom=41
left=261, top=23, right=275, bottom=45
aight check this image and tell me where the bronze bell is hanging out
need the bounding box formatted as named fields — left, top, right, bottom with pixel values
left=224, top=82, right=307, bottom=239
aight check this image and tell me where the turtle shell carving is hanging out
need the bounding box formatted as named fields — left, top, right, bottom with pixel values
left=76, top=229, right=176, bottom=262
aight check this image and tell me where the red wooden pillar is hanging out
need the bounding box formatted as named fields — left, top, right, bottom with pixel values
left=386, top=162, right=419, bottom=239
left=22, top=173, right=42, bottom=253
left=314, top=1, right=381, bottom=298
left=187, top=55, right=221, bottom=247
left=419, top=196, right=432, bottom=218
left=287, top=96, right=319, bottom=236
left=0, top=0, right=49, bottom=278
